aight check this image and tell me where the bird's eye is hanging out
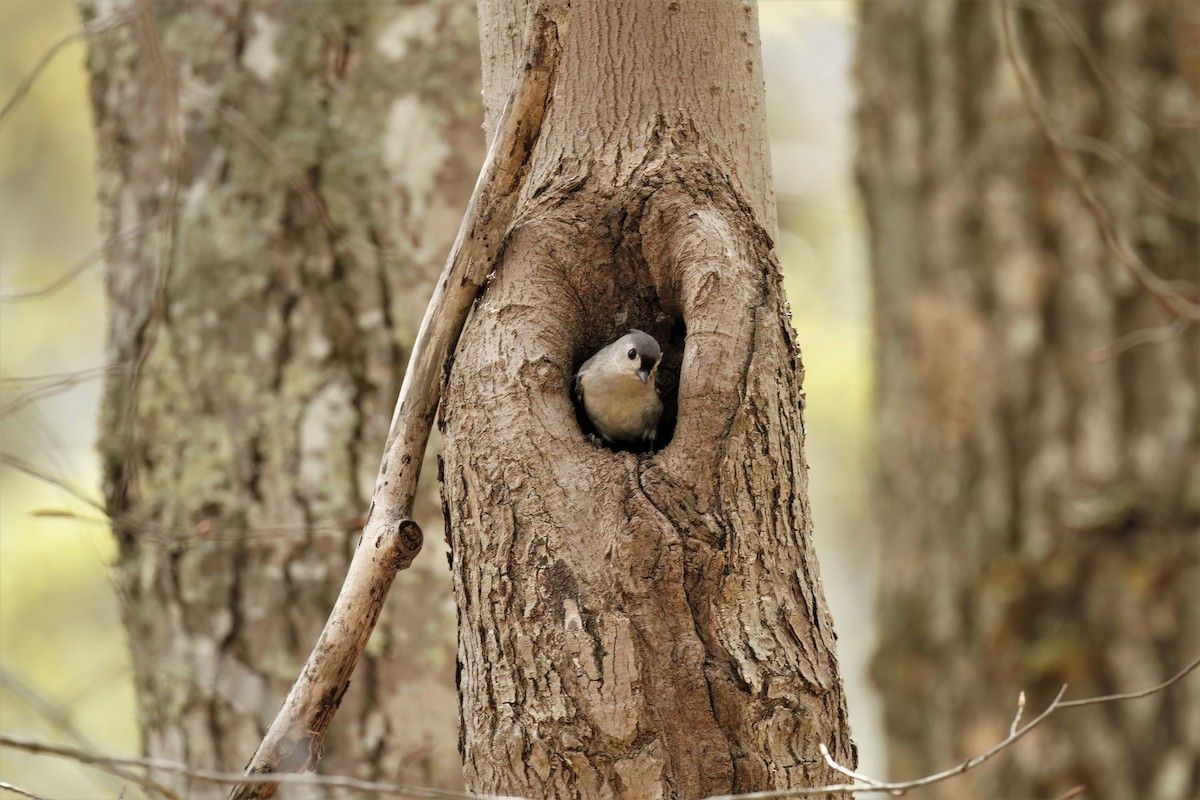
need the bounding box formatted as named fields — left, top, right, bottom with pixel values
left=627, top=348, right=637, bottom=360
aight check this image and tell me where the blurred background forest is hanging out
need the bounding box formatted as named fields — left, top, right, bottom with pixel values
left=1, top=1, right=878, bottom=795
left=1, top=0, right=138, bottom=795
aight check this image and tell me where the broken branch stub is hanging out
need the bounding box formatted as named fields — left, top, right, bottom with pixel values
left=228, top=3, right=568, bottom=798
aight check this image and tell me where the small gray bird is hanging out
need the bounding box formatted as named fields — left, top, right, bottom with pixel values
left=573, top=330, right=664, bottom=450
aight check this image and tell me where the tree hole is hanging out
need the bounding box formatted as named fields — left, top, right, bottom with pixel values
left=570, top=317, right=685, bottom=454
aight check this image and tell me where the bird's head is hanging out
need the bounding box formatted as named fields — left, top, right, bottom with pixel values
left=612, top=329, right=662, bottom=385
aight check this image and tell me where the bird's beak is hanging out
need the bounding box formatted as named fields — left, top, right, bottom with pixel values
left=637, top=368, right=650, bottom=384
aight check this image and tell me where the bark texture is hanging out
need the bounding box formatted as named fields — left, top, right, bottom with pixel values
left=81, top=0, right=481, bottom=794
left=858, top=2, right=1200, bottom=798
left=439, top=2, right=854, bottom=798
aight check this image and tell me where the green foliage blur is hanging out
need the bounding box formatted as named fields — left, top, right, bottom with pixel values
left=0, top=1, right=880, bottom=796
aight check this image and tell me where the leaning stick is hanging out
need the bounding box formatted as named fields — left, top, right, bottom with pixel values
left=229, top=4, right=568, bottom=798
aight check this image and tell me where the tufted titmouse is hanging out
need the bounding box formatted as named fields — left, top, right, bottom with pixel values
left=572, top=329, right=664, bottom=450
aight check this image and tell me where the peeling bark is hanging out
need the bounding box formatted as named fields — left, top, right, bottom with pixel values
left=858, top=1, right=1200, bottom=798
left=440, top=2, right=854, bottom=797
left=80, top=0, right=481, bottom=794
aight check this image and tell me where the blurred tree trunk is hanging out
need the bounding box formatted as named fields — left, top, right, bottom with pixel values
left=438, top=1, right=854, bottom=797
left=858, top=1, right=1199, bottom=798
left=80, top=0, right=481, bottom=794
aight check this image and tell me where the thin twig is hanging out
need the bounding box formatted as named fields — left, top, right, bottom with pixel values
left=0, top=218, right=158, bottom=302
left=1, top=365, right=126, bottom=419
left=0, top=671, right=144, bottom=800
left=817, top=743, right=886, bottom=789
left=1009, top=690, right=1027, bottom=736
left=0, top=8, right=137, bottom=127
left=1091, top=316, right=1192, bottom=362
left=0, top=453, right=107, bottom=512
left=228, top=3, right=569, bottom=797
left=0, top=665, right=137, bottom=797
left=1052, top=785, right=1087, bottom=800
left=3, top=658, right=1194, bottom=800
left=1057, top=656, right=1200, bottom=708
left=1059, top=131, right=1200, bottom=222
left=0, top=735, right=180, bottom=800
left=27, top=507, right=356, bottom=544
left=0, top=666, right=95, bottom=749
left=705, top=686, right=1070, bottom=800
left=1018, top=0, right=1197, bottom=130
left=0, top=781, right=48, bottom=800
left=0, top=465, right=356, bottom=545
left=0, top=365, right=126, bottom=385
left=702, top=656, right=1200, bottom=799
left=107, top=0, right=188, bottom=512
left=998, top=1, right=1200, bottom=327
left=0, top=733, right=496, bottom=800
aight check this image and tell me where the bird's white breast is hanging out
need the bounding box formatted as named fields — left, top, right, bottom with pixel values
left=580, top=370, right=663, bottom=443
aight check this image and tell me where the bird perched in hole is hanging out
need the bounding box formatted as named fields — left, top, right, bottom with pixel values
left=572, top=329, right=664, bottom=452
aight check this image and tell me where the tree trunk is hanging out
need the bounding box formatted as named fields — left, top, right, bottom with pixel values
left=858, top=1, right=1199, bottom=798
left=80, top=0, right=481, bottom=794
left=438, top=2, right=855, bottom=797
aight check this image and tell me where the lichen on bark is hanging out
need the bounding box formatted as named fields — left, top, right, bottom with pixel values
left=80, top=0, right=482, bottom=793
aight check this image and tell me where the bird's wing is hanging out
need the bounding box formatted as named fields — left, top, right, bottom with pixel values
left=572, top=352, right=599, bottom=404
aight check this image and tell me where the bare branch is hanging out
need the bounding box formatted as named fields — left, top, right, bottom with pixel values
left=0, top=8, right=136, bottom=127
left=0, top=219, right=157, bottom=302
left=998, top=1, right=1200, bottom=326
left=0, top=366, right=126, bottom=385
left=228, top=3, right=570, bottom=796
left=1052, top=785, right=1088, bottom=800
left=0, top=672, right=138, bottom=800
left=1057, top=131, right=1200, bottom=223
left=817, top=743, right=886, bottom=789
left=1018, top=0, right=1197, bottom=131
left=1057, top=655, right=1199, bottom=708
left=0, top=734, right=501, bottom=800
left=702, top=657, right=1200, bottom=799
left=1009, top=690, right=1027, bottom=737
left=0, top=468, right=358, bottom=546
left=0, top=734, right=181, bottom=800
left=1090, top=316, right=1192, bottom=362
left=0, top=666, right=96, bottom=750
left=0, top=780, right=49, bottom=800
left=0, top=665, right=136, bottom=798
left=25, top=507, right=347, bottom=544
left=101, top=0, right=188, bottom=514
left=0, top=453, right=106, bottom=512
left=1, top=364, right=126, bottom=419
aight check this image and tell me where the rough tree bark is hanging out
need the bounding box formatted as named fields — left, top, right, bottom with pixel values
left=80, top=0, right=481, bottom=794
left=858, top=1, right=1199, bottom=798
left=438, top=1, right=855, bottom=797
